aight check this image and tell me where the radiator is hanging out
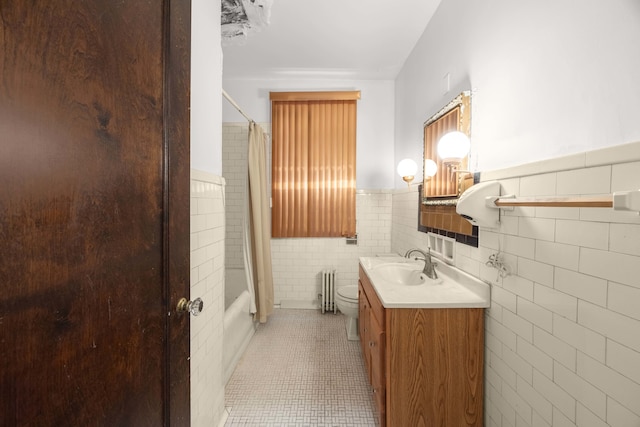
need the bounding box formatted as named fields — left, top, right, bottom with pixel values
left=320, top=269, right=337, bottom=314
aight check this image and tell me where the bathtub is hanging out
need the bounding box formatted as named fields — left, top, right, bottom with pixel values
left=223, top=268, right=257, bottom=384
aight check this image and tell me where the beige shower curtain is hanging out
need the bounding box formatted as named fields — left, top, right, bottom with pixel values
left=247, top=122, right=274, bottom=323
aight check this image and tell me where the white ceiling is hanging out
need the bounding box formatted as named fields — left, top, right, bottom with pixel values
left=222, top=0, right=442, bottom=80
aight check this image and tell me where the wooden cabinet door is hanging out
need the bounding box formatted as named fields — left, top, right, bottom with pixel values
left=387, top=308, right=484, bottom=427
left=0, top=1, right=191, bottom=425
left=358, top=280, right=371, bottom=379
left=369, top=312, right=386, bottom=423
left=359, top=267, right=387, bottom=427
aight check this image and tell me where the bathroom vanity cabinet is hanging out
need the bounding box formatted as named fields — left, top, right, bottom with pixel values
left=358, top=265, right=387, bottom=423
left=358, top=264, right=485, bottom=427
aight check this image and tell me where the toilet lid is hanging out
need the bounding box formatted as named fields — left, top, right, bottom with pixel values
left=337, top=285, right=358, bottom=301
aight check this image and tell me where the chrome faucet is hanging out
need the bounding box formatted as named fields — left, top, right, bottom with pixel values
left=404, top=248, right=438, bottom=280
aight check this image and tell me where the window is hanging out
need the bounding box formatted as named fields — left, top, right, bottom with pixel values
left=270, top=91, right=359, bottom=238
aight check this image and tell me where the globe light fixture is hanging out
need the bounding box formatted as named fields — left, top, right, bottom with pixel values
left=424, top=158, right=437, bottom=179
left=397, top=158, right=418, bottom=188
left=437, top=131, right=470, bottom=164
left=437, top=131, right=471, bottom=182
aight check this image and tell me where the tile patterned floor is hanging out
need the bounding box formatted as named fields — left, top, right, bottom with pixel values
left=224, top=309, right=378, bottom=426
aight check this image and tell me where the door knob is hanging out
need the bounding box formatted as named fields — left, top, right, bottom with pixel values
left=177, top=297, right=204, bottom=316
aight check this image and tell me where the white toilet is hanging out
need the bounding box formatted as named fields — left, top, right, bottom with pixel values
left=335, top=285, right=359, bottom=341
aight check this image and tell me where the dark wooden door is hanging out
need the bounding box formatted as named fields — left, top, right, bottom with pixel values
left=0, top=1, right=191, bottom=426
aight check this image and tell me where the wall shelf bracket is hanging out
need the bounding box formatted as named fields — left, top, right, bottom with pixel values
left=486, top=194, right=514, bottom=211
left=613, top=189, right=640, bottom=213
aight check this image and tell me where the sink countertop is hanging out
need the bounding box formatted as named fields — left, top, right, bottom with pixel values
left=359, top=255, right=491, bottom=309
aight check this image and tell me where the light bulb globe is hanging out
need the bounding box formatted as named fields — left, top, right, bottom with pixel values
left=437, top=131, right=470, bottom=162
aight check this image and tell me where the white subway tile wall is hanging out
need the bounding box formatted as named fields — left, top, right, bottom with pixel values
left=271, top=191, right=392, bottom=306
left=390, top=186, right=433, bottom=257
left=190, top=170, right=226, bottom=427
left=222, top=124, right=248, bottom=270
left=391, top=143, right=640, bottom=427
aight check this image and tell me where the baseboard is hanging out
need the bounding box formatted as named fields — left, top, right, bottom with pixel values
left=279, top=299, right=319, bottom=310
left=217, top=407, right=230, bottom=427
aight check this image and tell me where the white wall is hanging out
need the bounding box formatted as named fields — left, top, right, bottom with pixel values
left=192, top=0, right=223, bottom=175
left=190, top=0, right=224, bottom=426
left=222, top=78, right=396, bottom=189
left=395, top=0, right=640, bottom=184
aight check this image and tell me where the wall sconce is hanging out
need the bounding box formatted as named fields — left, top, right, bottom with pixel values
left=424, top=159, right=438, bottom=180
left=437, top=131, right=471, bottom=181
left=397, top=158, right=418, bottom=188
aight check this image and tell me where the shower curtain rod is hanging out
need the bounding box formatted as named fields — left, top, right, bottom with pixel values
left=222, top=89, right=255, bottom=123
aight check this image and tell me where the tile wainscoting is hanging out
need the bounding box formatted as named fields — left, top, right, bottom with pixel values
left=271, top=190, right=393, bottom=308
left=190, top=169, right=226, bottom=427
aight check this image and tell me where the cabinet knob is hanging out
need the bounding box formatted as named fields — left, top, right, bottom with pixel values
left=369, top=341, right=375, bottom=348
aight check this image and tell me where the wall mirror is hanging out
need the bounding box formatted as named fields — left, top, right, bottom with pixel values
left=418, top=91, right=478, bottom=247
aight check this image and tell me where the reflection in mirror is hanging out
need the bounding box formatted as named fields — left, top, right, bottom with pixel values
left=423, top=91, right=472, bottom=199
left=418, top=91, right=478, bottom=247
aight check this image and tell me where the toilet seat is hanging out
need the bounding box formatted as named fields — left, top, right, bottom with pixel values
left=337, top=285, right=358, bottom=302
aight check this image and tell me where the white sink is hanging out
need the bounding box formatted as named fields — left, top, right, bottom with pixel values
left=372, top=263, right=442, bottom=286
left=360, top=255, right=490, bottom=309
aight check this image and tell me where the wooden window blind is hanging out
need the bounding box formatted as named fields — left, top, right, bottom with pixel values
left=270, top=91, right=359, bottom=238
